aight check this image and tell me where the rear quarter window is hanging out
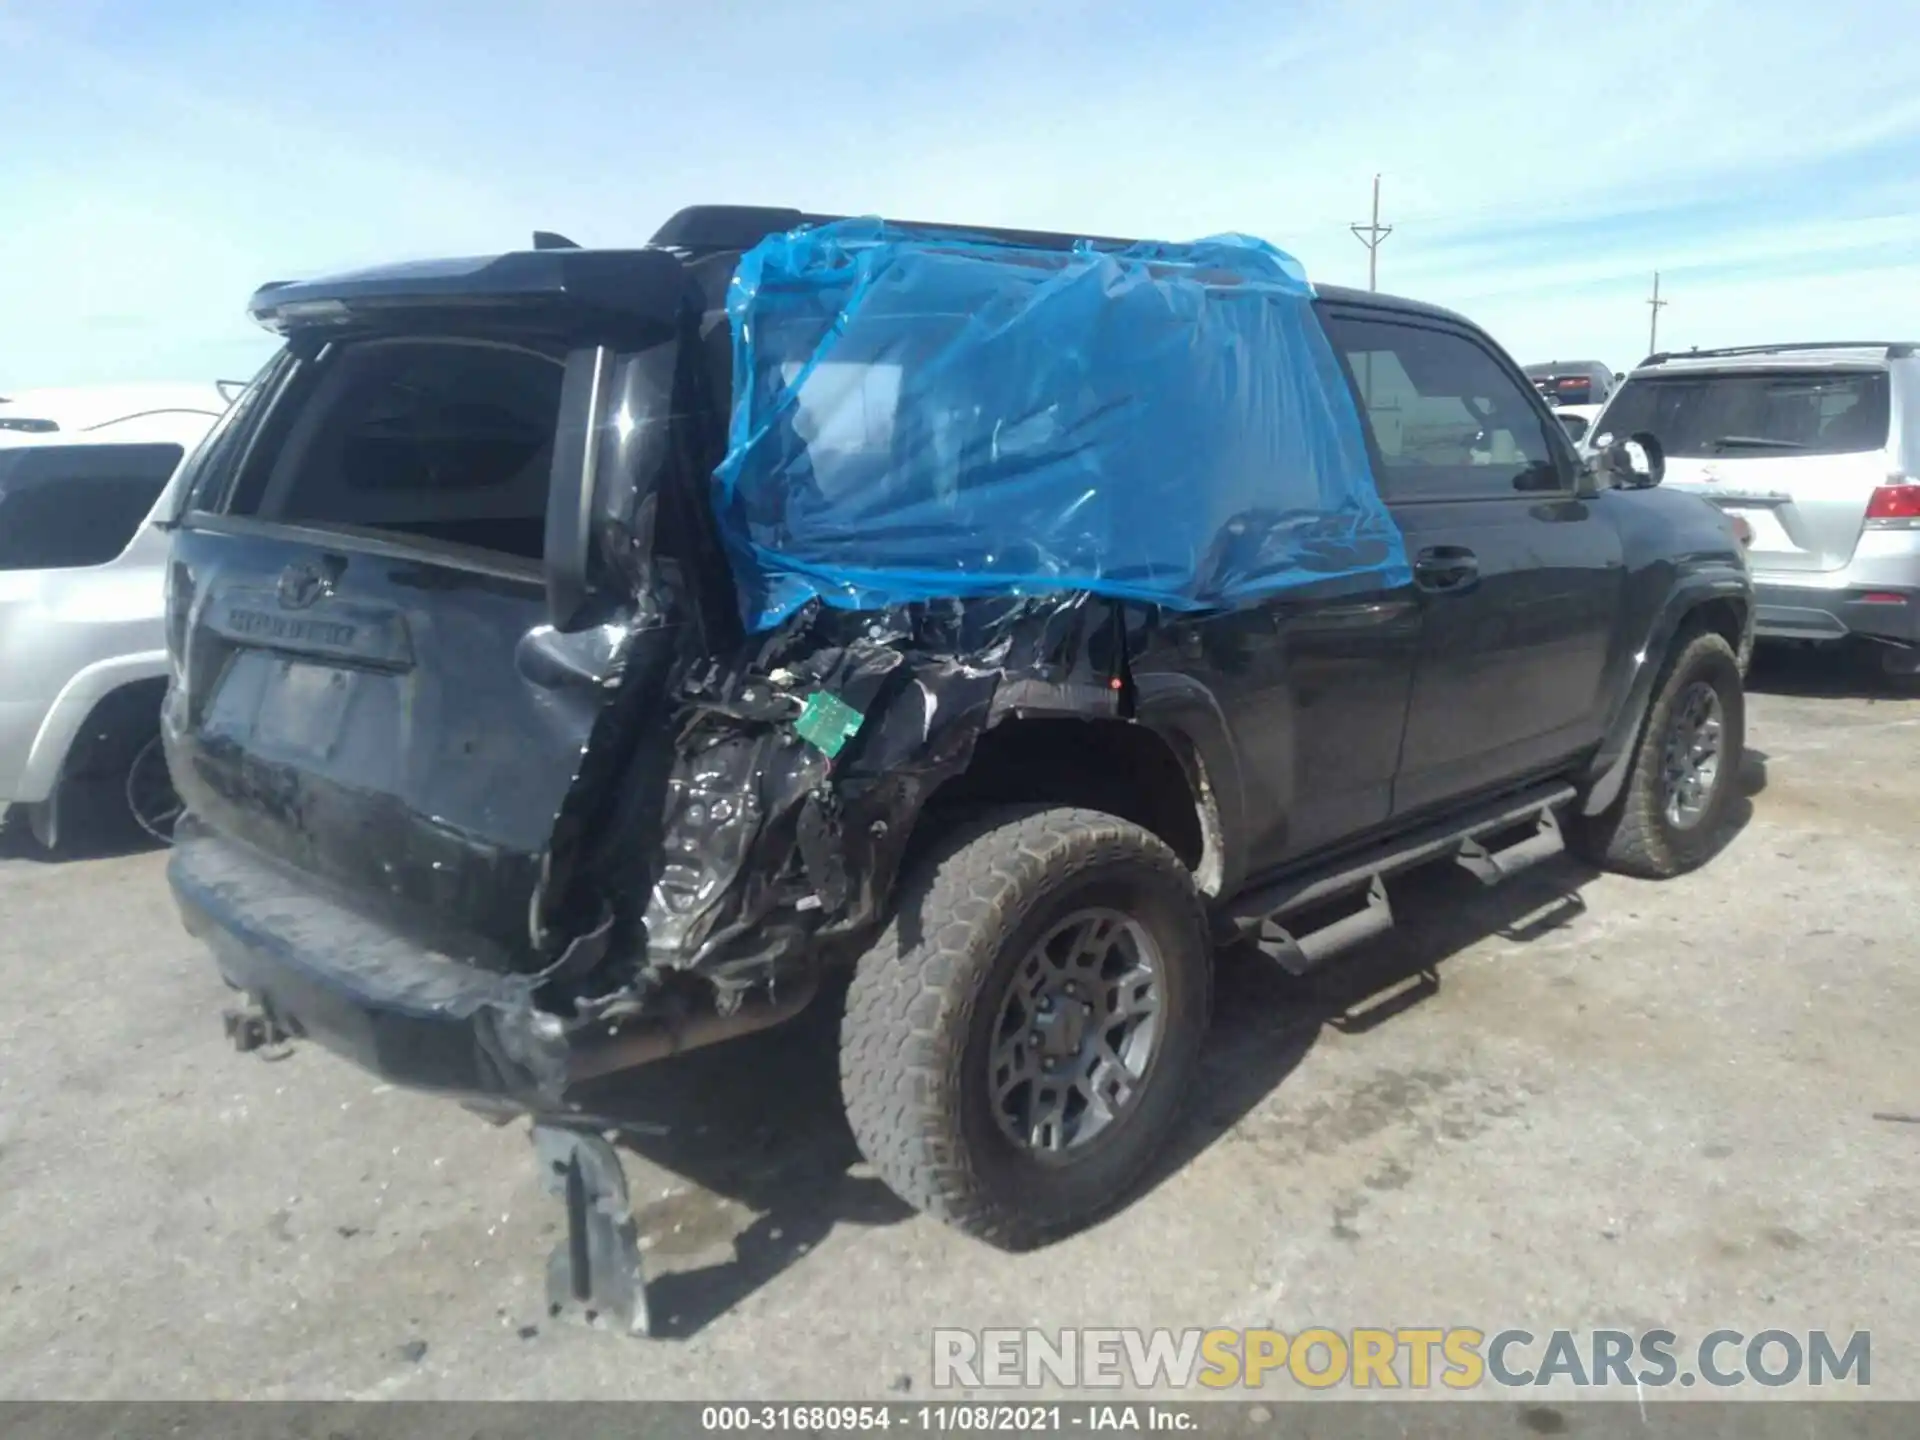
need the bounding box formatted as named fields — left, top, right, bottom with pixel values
left=0, top=443, right=183, bottom=571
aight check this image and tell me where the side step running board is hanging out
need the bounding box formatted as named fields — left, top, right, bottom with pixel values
left=1456, top=804, right=1564, bottom=886
left=1231, top=781, right=1575, bottom=977
left=1256, top=875, right=1394, bottom=975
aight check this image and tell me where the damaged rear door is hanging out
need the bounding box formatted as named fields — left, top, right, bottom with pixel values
left=164, top=321, right=696, bottom=971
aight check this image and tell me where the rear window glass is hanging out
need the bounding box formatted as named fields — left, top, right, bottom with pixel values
left=1596, top=370, right=1890, bottom=458
left=0, top=443, right=182, bottom=571
left=236, top=338, right=565, bottom=560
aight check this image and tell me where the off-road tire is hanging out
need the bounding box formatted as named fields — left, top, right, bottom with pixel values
left=840, top=805, right=1211, bottom=1250
left=1569, top=629, right=1745, bottom=878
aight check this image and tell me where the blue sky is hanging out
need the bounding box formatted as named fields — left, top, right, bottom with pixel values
left=3, top=0, right=1917, bottom=389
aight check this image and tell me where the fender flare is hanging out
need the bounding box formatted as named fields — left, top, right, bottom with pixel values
left=16, top=650, right=171, bottom=805
left=1581, top=570, right=1752, bottom=817
left=1129, top=670, right=1250, bottom=897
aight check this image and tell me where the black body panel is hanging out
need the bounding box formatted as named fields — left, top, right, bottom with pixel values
left=164, top=211, right=1752, bottom=1107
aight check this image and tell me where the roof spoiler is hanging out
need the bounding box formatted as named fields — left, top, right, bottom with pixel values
left=246, top=248, right=691, bottom=335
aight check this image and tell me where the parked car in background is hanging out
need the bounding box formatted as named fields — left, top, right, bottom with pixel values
left=1525, top=359, right=1616, bottom=409
left=1592, top=343, right=1920, bottom=676
left=1554, top=403, right=1604, bottom=444
left=0, top=383, right=236, bottom=852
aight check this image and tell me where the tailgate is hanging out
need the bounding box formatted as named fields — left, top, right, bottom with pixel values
left=1663, top=451, right=1889, bottom=573
left=159, top=330, right=667, bottom=970
left=164, top=523, right=599, bottom=967
left=1598, top=365, right=1895, bottom=574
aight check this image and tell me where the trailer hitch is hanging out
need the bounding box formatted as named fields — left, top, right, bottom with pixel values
left=533, top=1123, right=651, bottom=1338
left=222, top=1004, right=292, bottom=1058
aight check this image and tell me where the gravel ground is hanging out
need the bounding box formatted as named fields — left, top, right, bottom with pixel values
left=2, top=647, right=1916, bottom=1402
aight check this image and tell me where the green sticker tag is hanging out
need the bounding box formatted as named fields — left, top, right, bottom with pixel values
left=794, top=690, right=865, bottom=759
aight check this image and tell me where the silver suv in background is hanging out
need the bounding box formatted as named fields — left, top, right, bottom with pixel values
left=1592, top=343, right=1920, bottom=675
left=0, top=384, right=235, bottom=852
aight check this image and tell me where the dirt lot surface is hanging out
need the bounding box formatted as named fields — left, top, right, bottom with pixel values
left=3, top=649, right=1916, bottom=1401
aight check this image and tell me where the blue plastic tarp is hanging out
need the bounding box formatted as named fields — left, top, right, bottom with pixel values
left=713, top=218, right=1410, bottom=631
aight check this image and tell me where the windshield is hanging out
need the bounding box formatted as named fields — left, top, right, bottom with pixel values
left=1596, top=369, right=1890, bottom=458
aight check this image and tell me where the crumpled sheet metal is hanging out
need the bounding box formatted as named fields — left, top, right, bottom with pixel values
left=637, top=595, right=1111, bottom=986
left=713, top=217, right=1410, bottom=632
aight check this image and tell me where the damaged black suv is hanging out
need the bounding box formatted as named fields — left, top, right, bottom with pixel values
left=163, top=206, right=1752, bottom=1273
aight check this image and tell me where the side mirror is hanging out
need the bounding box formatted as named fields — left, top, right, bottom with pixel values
left=1596, top=430, right=1665, bottom=489
left=544, top=346, right=616, bottom=632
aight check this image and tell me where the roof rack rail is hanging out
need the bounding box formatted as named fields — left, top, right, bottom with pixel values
left=1642, top=341, right=1916, bottom=366
left=646, top=204, right=1141, bottom=255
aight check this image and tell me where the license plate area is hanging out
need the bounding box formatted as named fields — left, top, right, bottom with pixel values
left=1717, top=503, right=1799, bottom=556
left=255, top=661, right=354, bottom=763
left=204, top=653, right=358, bottom=766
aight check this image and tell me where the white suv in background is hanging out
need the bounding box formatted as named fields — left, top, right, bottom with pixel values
left=0, top=383, right=236, bottom=852
left=1592, top=343, right=1920, bottom=675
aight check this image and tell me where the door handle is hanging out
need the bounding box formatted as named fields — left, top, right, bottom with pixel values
left=1413, top=545, right=1479, bottom=593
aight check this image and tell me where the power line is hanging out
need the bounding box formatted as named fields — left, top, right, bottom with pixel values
left=1350, top=174, right=1393, bottom=293
left=1647, top=271, right=1669, bottom=355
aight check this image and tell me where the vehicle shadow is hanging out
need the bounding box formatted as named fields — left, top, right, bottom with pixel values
left=566, top=975, right=910, bottom=1340
left=1159, top=749, right=1764, bottom=1191
left=1744, top=641, right=1920, bottom=702
left=0, top=801, right=170, bottom=863
left=564, top=779, right=1761, bottom=1338
left=1148, top=855, right=1603, bottom=1195
left=0, top=809, right=37, bottom=860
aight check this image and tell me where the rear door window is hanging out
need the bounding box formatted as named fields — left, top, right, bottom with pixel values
left=0, top=443, right=183, bottom=570
left=1320, top=314, right=1566, bottom=501
left=1597, top=370, right=1890, bottom=458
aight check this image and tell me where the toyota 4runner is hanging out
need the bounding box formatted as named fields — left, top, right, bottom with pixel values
left=161, top=207, right=1752, bottom=1330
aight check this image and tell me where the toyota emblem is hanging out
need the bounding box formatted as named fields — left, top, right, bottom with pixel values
left=277, top=559, right=337, bottom=610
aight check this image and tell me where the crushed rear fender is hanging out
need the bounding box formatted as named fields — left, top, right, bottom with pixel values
left=539, top=593, right=1138, bottom=1011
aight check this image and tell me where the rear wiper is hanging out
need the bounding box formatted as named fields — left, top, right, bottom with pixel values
left=1706, top=435, right=1808, bottom=451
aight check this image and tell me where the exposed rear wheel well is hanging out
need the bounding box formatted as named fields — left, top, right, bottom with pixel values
left=1687, top=597, right=1748, bottom=665
left=921, top=718, right=1217, bottom=892
left=62, top=677, right=169, bottom=782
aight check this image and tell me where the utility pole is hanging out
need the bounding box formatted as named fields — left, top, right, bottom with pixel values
left=1350, top=173, right=1393, bottom=292
left=1647, top=271, right=1669, bottom=355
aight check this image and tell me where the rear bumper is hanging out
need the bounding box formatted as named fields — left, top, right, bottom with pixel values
left=168, top=824, right=816, bottom=1112
left=1752, top=579, right=1920, bottom=647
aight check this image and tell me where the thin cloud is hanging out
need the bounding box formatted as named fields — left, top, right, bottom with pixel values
left=1, top=0, right=1916, bottom=385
